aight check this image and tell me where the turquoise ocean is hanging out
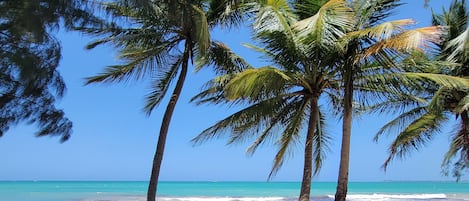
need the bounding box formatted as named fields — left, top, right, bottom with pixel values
left=1, top=181, right=468, bottom=201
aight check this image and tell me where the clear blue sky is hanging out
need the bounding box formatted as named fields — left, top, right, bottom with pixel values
left=1, top=1, right=467, bottom=182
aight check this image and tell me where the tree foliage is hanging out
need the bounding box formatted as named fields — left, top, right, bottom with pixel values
left=0, top=0, right=100, bottom=141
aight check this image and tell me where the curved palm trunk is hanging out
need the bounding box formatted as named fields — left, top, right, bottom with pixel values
left=299, top=97, right=319, bottom=201
left=147, top=41, right=191, bottom=201
left=335, top=70, right=353, bottom=201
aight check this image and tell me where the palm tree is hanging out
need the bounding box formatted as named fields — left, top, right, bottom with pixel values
left=374, top=0, right=469, bottom=180
left=192, top=0, right=355, bottom=200
left=79, top=0, right=243, bottom=200
left=289, top=0, right=446, bottom=199
left=294, top=0, right=461, bottom=199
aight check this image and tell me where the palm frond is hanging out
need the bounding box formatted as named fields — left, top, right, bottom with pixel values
left=224, top=67, right=293, bottom=102
left=365, top=26, right=444, bottom=57
left=268, top=98, right=309, bottom=179
left=445, top=28, right=469, bottom=62
left=207, top=0, right=245, bottom=28
left=374, top=106, right=428, bottom=141
left=454, top=94, right=469, bottom=113
left=312, top=106, right=331, bottom=175
left=293, top=0, right=354, bottom=49
left=382, top=111, right=448, bottom=170
left=143, top=56, right=182, bottom=115
left=344, top=19, right=415, bottom=42
left=404, top=73, right=469, bottom=91
left=192, top=4, right=211, bottom=58
left=250, top=0, right=297, bottom=33
left=442, top=118, right=469, bottom=180
left=192, top=96, right=288, bottom=145
left=196, top=41, right=253, bottom=74
left=85, top=44, right=174, bottom=84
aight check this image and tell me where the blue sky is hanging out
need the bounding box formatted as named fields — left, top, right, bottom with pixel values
left=1, top=0, right=468, bottom=182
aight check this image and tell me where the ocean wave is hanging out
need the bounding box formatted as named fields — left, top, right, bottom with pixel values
left=328, top=193, right=448, bottom=200
left=83, top=194, right=464, bottom=201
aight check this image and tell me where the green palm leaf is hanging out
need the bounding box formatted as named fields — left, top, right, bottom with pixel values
left=144, top=56, right=183, bottom=115
left=293, top=0, right=354, bottom=49
left=224, top=67, right=292, bottom=101
left=382, top=111, right=448, bottom=170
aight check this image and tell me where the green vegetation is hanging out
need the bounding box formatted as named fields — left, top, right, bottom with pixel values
left=374, top=0, right=469, bottom=181
left=78, top=1, right=243, bottom=200
left=0, top=0, right=99, bottom=141
left=2, top=0, right=468, bottom=201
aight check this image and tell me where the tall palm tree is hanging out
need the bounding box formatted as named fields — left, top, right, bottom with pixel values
left=292, top=0, right=445, bottom=199
left=192, top=0, right=355, bottom=200
left=295, top=0, right=458, bottom=199
left=79, top=0, right=243, bottom=200
left=374, top=0, right=469, bottom=180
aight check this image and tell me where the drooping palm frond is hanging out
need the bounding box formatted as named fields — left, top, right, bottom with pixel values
left=445, top=28, right=469, bottom=62
left=454, top=94, right=469, bottom=113
left=442, top=119, right=469, bottom=180
left=85, top=44, right=175, bottom=84
left=268, top=97, right=309, bottom=179
left=293, top=0, right=354, bottom=49
left=207, top=0, right=245, bottom=28
left=312, top=106, right=331, bottom=176
left=352, top=0, right=402, bottom=26
left=191, top=5, right=211, bottom=58
left=374, top=106, right=428, bottom=141
left=144, top=56, right=183, bottom=115
left=223, top=67, right=293, bottom=101
left=196, top=41, right=253, bottom=74
left=344, top=19, right=414, bottom=42
left=382, top=111, right=449, bottom=170
left=192, top=96, right=283, bottom=144
left=403, top=73, right=469, bottom=91
left=364, top=26, right=444, bottom=57
left=248, top=0, right=297, bottom=33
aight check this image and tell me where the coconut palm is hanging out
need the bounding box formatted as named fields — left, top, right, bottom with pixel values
left=192, top=0, right=355, bottom=200
left=294, top=0, right=457, bottom=199
left=79, top=0, right=244, bottom=200
left=374, top=0, right=469, bottom=180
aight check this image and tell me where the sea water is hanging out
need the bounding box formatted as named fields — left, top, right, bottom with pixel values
left=0, top=181, right=468, bottom=201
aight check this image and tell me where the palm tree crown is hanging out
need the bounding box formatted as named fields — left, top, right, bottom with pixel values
left=80, top=0, right=244, bottom=200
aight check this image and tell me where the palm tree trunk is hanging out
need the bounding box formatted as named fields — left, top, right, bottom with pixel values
left=335, top=70, right=353, bottom=201
left=299, top=97, right=319, bottom=201
left=147, top=41, right=191, bottom=201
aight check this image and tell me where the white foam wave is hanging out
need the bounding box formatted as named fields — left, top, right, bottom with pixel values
left=328, top=193, right=447, bottom=200
left=157, top=197, right=292, bottom=201
left=83, top=194, right=455, bottom=201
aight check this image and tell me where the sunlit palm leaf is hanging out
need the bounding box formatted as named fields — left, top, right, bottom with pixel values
left=249, top=0, right=297, bottom=33
left=453, top=93, right=469, bottom=113
left=446, top=28, right=469, bottom=62
left=192, top=5, right=211, bottom=58
left=224, top=67, right=292, bottom=101
left=365, top=26, right=444, bottom=57
left=345, top=19, right=415, bottom=42
left=196, top=41, right=253, bottom=74
left=404, top=73, right=469, bottom=90
left=293, top=0, right=354, bottom=49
